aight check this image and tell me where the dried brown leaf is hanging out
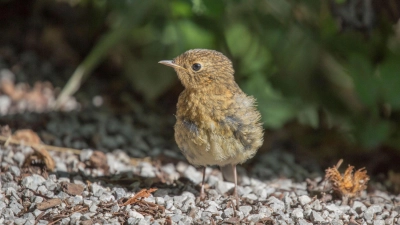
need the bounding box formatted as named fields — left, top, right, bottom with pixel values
left=13, top=129, right=55, bottom=171
left=36, top=198, right=62, bottom=210
left=325, top=161, right=369, bottom=199
left=62, top=182, right=84, bottom=196
left=120, top=188, right=157, bottom=206
left=224, top=217, right=240, bottom=224
left=32, top=146, right=56, bottom=171
left=257, top=217, right=274, bottom=225
left=13, top=129, right=41, bottom=144
left=23, top=145, right=55, bottom=171
left=165, top=216, right=172, bottom=225
left=80, top=220, right=93, bottom=225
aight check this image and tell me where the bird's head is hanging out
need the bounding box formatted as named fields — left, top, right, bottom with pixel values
left=159, top=49, right=235, bottom=89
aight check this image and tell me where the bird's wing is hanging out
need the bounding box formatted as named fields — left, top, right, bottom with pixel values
left=221, top=93, right=263, bottom=152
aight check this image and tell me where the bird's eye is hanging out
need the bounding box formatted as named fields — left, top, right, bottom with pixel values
left=191, top=63, right=202, bottom=71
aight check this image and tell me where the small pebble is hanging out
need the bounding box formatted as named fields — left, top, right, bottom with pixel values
left=9, top=166, right=21, bottom=177
left=310, top=211, right=325, bottom=223
left=298, top=218, right=312, bottom=225
left=113, top=187, right=126, bottom=200
left=310, top=200, right=322, bottom=211
left=268, top=196, right=285, bottom=212
left=183, top=166, right=203, bottom=184
left=216, top=180, right=235, bottom=194
left=12, top=152, right=25, bottom=166
left=223, top=207, right=235, bottom=218
left=239, top=205, right=252, bottom=216
left=292, top=208, right=304, bottom=219
left=21, top=174, right=46, bottom=191
left=69, top=212, right=82, bottom=224
left=298, top=195, right=312, bottom=205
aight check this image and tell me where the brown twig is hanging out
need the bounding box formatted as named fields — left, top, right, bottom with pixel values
left=120, top=188, right=157, bottom=206
left=0, top=135, right=145, bottom=165
left=0, top=135, right=81, bottom=154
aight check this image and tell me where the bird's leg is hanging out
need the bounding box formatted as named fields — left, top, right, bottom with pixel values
left=232, top=164, right=240, bottom=208
left=200, top=167, right=206, bottom=200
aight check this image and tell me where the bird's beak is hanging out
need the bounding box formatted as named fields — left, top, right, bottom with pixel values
left=158, top=60, right=186, bottom=70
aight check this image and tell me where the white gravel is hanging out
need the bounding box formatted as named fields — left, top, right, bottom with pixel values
left=1, top=144, right=400, bottom=224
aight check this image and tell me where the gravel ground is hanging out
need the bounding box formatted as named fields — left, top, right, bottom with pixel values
left=1, top=143, right=400, bottom=225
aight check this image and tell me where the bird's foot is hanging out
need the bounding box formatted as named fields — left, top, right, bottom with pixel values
left=234, top=195, right=240, bottom=210
left=199, top=191, right=206, bottom=201
left=199, top=183, right=207, bottom=201
left=231, top=185, right=241, bottom=209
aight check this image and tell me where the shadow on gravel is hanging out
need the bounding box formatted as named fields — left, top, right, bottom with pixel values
left=55, top=170, right=201, bottom=198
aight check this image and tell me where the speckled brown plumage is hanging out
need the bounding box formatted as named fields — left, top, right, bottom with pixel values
left=159, top=49, right=264, bottom=204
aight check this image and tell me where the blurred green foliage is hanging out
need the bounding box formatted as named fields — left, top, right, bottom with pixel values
left=60, top=0, right=400, bottom=149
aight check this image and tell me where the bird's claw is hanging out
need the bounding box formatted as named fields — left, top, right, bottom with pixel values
left=199, top=191, right=206, bottom=201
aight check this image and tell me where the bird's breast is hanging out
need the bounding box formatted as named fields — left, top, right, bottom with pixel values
left=176, top=88, right=235, bottom=125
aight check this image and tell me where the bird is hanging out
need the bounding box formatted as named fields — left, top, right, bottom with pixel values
left=158, top=49, right=264, bottom=205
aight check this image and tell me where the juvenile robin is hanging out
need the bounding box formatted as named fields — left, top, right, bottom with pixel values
left=159, top=49, right=264, bottom=204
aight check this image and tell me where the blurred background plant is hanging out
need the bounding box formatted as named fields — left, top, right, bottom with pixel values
left=2, top=0, right=400, bottom=176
